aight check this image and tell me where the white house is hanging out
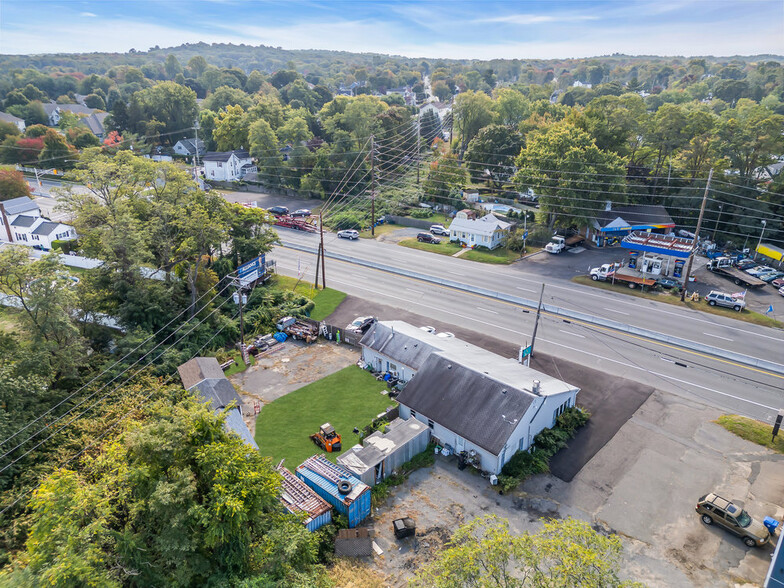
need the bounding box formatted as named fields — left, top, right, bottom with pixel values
left=359, top=321, right=579, bottom=475
left=203, top=150, right=257, bottom=182
left=0, top=111, right=26, bottom=133
left=42, top=101, right=97, bottom=127
left=419, top=101, right=452, bottom=119
left=8, top=216, right=77, bottom=249
left=173, top=138, right=206, bottom=158
left=449, top=212, right=511, bottom=250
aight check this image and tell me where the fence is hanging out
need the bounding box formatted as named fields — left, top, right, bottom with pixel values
left=320, top=323, right=362, bottom=346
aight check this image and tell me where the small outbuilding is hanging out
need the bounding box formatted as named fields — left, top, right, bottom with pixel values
left=296, top=455, right=371, bottom=528
left=276, top=465, right=333, bottom=532
left=592, top=204, right=675, bottom=247
left=337, top=417, right=430, bottom=486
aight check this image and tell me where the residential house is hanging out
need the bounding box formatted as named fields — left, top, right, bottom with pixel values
left=0, top=111, right=26, bottom=133
left=337, top=417, right=429, bottom=486
left=591, top=203, right=675, bottom=247
left=276, top=464, right=333, bottom=532
left=296, top=455, right=371, bottom=528
left=9, top=216, right=77, bottom=249
left=203, top=150, right=257, bottom=182
left=42, top=101, right=97, bottom=127
left=173, top=138, right=206, bottom=158
left=754, top=156, right=784, bottom=182
left=419, top=101, right=452, bottom=119
left=81, top=112, right=110, bottom=139
left=2, top=196, right=40, bottom=218
left=177, top=357, right=258, bottom=449
left=359, top=321, right=580, bottom=475
left=448, top=211, right=511, bottom=250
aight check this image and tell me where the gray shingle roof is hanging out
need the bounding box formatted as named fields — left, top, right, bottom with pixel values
left=192, top=378, right=243, bottom=412
left=175, top=138, right=205, bottom=155
left=177, top=356, right=226, bottom=390
left=10, top=215, right=36, bottom=227
left=359, top=322, right=439, bottom=371
left=0, top=111, right=24, bottom=124
left=31, top=221, right=59, bottom=236
left=57, top=103, right=97, bottom=116
left=3, top=197, right=39, bottom=216
left=396, top=354, right=535, bottom=455
left=203, top=150, right=251, bottom=162
left=595, top=205, right=674, bottom=229
left=81, top=112, right=108, bottom=136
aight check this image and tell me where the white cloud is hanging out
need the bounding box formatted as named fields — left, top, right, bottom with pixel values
left=478, top=14, right=599, bottom=25
left=80, top=12, right=97, bottom=17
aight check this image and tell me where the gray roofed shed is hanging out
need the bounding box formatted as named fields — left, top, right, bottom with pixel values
left=178, top=356, right=226, bottom=390
left=395, top=354, right=537, bottom=455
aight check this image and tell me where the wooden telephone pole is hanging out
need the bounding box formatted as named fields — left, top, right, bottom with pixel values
left=680, top=169, right=713, bottom=302
left=370, top=135, right=376, bottom=236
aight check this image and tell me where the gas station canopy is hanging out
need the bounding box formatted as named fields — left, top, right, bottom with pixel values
left=622, top=231, right=694, bottom=259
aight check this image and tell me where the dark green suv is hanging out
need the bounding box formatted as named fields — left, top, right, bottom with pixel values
left=696, top=493, right=770, bottom=547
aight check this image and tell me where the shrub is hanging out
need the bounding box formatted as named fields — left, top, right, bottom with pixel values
left=409, top=208, right=432, bottom=219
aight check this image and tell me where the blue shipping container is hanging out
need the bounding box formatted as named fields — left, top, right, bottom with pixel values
left=296, top=455, right=371, bottom=528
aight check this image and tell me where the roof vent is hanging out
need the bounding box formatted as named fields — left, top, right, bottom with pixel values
left=532, top=379, right=541, bottom=395
left=447, top=364, right=452, bottom=369
left=502, top=389, right=507, bottom=395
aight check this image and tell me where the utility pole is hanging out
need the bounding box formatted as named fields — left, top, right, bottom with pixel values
left=314, top=241, right=321, bottom=289
left=756, top=220, right=767, bottom=261
left=681, top=169, right=713, bottom=302
left=711, top=203, right=723, bottom=242
left=416, top=113, right=421, bottom=185
left=370, top=135, right=376, bottom=236
left=0, top=202, right=14, bottom=242
left=319, top=211, right=326, bottom=289
left=527, top=284, right=545, bottom=366
left=232, top=279, right=248, bottom=365
left=193, top=119, right=200, bottom=178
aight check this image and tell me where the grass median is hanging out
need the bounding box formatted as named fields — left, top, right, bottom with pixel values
left=715, top=415, right=784, bottom=453
left=399, top=238, right=463, bottom=256
left=269, top=274, right=346, bottom=321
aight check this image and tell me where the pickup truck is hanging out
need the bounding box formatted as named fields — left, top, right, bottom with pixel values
left=589, top=264, right=658, bottom=288
left=545, top=234, right=584, bottom=254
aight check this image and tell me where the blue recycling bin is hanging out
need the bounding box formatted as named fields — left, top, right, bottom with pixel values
left=764, top=516, right=779, bottom=534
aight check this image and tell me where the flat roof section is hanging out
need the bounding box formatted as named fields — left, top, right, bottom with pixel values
left=622, top=231, right=694, bottom=259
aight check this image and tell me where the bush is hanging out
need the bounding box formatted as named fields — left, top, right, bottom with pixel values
left=409, top=208, right=432, bottom=219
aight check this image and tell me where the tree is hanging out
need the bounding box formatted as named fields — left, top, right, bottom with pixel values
left=493, top=88, right=530, bottom=127
left=187, top=55, right=209, bottom=78
left=432, top=80, right=453, bottom=102
left=39, top=129, right=75, bottom=169
left=134, top=82, right=197, bottom=144
left=0, top=121, right=20, bottom=143
left=420, top=109, right=443, bottom=146
left=0, top=248, right=88, bottom=379
left=213, top=104, right=250, bottom=151
left=464, top=124, right=524, bottom=188
left=423, top=152, right=468, bottom=200
left=718, top=99, right=784, bottom=184
left=278, top=115, right=313, bottom=145
left=515, top=122, right=626, bottom=228
left=83, top=93, right=106, bottom=110
left=1, top=397, right=326, bottom=587
left=164, top=54, right=183, bottom=79
left=202, top=85, right=254, bottom=112
left=452, top=90, right=494, bottom=157
left=0, top=169, right=32, bottom=200
left=248, top=118, right=282, bottom=185
left=413, top=515, right=641, bottom=588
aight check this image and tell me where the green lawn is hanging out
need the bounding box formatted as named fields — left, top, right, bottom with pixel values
left=359, top=223, right=400, bottom=238
left=462, top=247, right=522, bottom=264
left=572, top=275, right=783, bottom=328
left=716, top=415, right=784, bottom=454
left=255, top=366, right=395, bottom=467
left=399, top=238, right=463, bottom=256
left=223, top=351, right=254, bottom=377
left=268, top=274, right=346, bottom=321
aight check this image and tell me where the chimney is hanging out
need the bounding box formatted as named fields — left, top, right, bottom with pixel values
left=532, top=379, right=541, bottom=395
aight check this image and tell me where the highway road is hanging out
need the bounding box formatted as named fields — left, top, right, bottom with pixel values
left=270, top=227, right=784, bottom=423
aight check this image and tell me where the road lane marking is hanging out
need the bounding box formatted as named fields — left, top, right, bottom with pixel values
left=706, top=333, right=733, bottom=341
left=604, top=308, right=629, bottom=315
left=477, top=307, right=498, bottom=314
left=559, top=330, right=585, bottom=338
left=516, top=287, right=536, bottom=293
left=406, top=288, right=422, bottom=294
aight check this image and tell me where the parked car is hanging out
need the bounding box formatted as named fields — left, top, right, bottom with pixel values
left=760, top=271, right=784, bottom=283
left=696, top=493, right=771, bottom=547
left=779, top=286, right=784, bottom=297
left=746, top=265, right=775, bottom=277
left=337, top=229, right=359, bottom=240
left=346, top=316, right=375, bottom=334
left=656, top=277, right=680, bottom=290
left=770, top=278, right=784, bottom=289
left=267, top=205, right=289, bottom=216
left=419, top=326, right=436, bottom=333
left=705, top=290, right=746, bottom=311
left=291, top=208, right=311, bottom=217
left=430, top=224, right=449, bottom=236
left=436, top=331, right=455, bottom=339
left=417, top=232, right=441, bottom=244
left=735, top=259, right=757, bottom=270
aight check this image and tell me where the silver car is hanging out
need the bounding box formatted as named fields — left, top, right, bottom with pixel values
left=705, top=290, right=745, bottom=311
left=337, top=230, right=359, bottom=240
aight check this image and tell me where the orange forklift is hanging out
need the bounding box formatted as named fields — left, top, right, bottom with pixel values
left=310, top=423, right=342, bottom=452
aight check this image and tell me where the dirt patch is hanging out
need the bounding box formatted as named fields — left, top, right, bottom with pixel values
left=230, top=340, right=358, bottom=436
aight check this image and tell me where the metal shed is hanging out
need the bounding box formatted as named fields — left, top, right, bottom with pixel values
left=277, top=465, right=333, bottom=533
left=296, top=455, right=371, bottom=528
left=337, top=418, right=430, bottom=486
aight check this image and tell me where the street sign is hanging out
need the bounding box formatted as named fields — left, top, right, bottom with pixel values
left=523, top=231, right=529, bottom=239
left=520, top=345, right=533, bottom=359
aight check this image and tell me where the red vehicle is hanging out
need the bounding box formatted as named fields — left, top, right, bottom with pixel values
left=274, top=215, right=318, bottom=232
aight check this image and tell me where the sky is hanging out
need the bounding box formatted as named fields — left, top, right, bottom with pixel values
left=1, top=0, right=782, bottom=59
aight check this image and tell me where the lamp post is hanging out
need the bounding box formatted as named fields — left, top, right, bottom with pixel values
left=711, top=204, right=723, bottom=242
left=755, top=220, right=767, bottom=260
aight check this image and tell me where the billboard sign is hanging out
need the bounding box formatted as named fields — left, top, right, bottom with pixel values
left=237, top=255, right=266, bottom=286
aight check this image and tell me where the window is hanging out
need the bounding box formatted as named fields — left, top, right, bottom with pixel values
left=389, top=363, right=397, bottom=372
left=427, top=419, right=434, bottom=429
left=410, top=410, right=417, bottom=419
left=217, top=162, right=223, bottom=168
left=519, top=436, right=526, bottom=451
